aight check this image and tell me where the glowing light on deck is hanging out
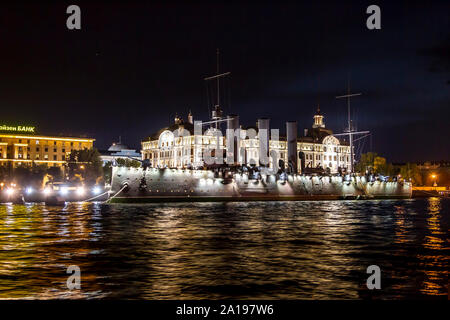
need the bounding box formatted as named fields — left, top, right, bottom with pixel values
left=76, top=187, right=85, bottom=196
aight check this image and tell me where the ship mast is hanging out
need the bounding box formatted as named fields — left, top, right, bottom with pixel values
left=335, top=79, right=369, bottom=173
left=204, top=49, right=231, bottom=129
left=216, top=48, right=220, bottom=109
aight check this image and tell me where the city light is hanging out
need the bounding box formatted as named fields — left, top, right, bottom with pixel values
left=76, top=187, right=85, bottom=196
left=431, top=173, right=438, bottom=187
left=92, top=186, right=101, bottom=195
left=43, top=188, right=52, bottom=195
left=60, top=187, right=68, bottom=195
left=6, top=188, right=14, bottom=196
left=26, top=187, right=33, bottom=195
left=0, top=133, right=93, bottom=143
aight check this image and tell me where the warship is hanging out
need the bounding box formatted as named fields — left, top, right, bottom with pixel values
left=109, top=166, right=412, bottom=203
left=108, top=55, right=412, bottom=203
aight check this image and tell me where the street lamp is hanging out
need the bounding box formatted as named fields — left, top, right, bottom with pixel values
left=431, top=173, right=437, bottom=187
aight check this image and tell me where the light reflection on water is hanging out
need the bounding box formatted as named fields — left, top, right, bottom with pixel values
left=0, top=198, right=448, bottom=299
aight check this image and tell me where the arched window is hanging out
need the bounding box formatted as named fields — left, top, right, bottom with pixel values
left=322, top=135, right=340, bottom=146
left=158, top=130, right=174, bottom=149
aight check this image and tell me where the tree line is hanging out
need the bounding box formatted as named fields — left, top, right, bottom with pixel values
left=355, top=152, right=424, bottom=185
left=1, top=149, right=442, bottom=188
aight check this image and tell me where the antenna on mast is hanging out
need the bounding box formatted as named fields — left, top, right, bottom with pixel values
left=204, top=49, right=231, bottom=129
left=217, top=48, right=220, bottom=107
left=335, top=78, right=368, bottom=173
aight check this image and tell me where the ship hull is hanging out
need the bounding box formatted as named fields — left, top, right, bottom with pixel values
left=109, top=167, right=412, bottom=203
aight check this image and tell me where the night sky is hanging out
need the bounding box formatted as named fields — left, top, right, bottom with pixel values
left=1, top=1, right=448, bottom=162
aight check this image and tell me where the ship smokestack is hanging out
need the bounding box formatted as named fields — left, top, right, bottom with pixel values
left=299, top=151, right=305, bottom=174
left=257, top=118, right=270, bottom=167
left=226, top=115, right=239, bottom=165
left=286, top=121, right=298, bottom=173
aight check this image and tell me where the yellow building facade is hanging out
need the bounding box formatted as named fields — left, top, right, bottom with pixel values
left=0, top=126, right=94, bottom=168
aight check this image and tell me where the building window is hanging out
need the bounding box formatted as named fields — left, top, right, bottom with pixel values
left=54, top=141, right=57, bottom=145
left=53, top=155, right=57, bottom=160
left=62, top=149, right=65, bottom=153
left=44, top=155, right=48, bottom=160
left=36, top=147, right=40, bottom=152
left=54, top=148, right=57, bottom=152
left=45, top=147, right=48, bottom=152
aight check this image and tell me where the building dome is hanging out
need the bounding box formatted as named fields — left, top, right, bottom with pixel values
left=108, top=142, right=129, bottom=152
left=312, top=104, right=325, bottom=128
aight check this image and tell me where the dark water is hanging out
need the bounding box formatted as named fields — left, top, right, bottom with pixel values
left=0, top=198, right=448, bottom=299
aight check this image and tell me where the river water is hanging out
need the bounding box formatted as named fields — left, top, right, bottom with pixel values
left=0, top=198, right=448, bottom=299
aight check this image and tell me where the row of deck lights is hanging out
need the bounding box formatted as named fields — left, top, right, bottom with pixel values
left=2, top=186, right=102, bottom=196
left=117, top=166, right=415, bottom=185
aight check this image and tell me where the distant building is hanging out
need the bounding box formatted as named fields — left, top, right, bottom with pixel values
left=417, top=161, right=450, bottom=170
left=0, top=124, right=94, bottom=168
left=141, top=107, right=353, bottom=173
left=100, top=139, right=141, bottom=165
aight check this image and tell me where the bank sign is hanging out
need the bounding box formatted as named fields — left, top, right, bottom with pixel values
left=0, top=124, right=36, bottom=133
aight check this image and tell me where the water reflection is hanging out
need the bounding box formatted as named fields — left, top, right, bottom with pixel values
left=0, top=199, right=448, bottom=299
left=419, top=198, right=448, bottom=296
left=0, top=203, right=106, bottom=299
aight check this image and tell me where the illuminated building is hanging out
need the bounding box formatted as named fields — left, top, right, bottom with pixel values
left=141, top=112, right=225, bottom=168
left=100, top=139, right=141, bottom=165
left=0, top=125, right=94, bottom=168
left=141, top=107, right=352, bottom=173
